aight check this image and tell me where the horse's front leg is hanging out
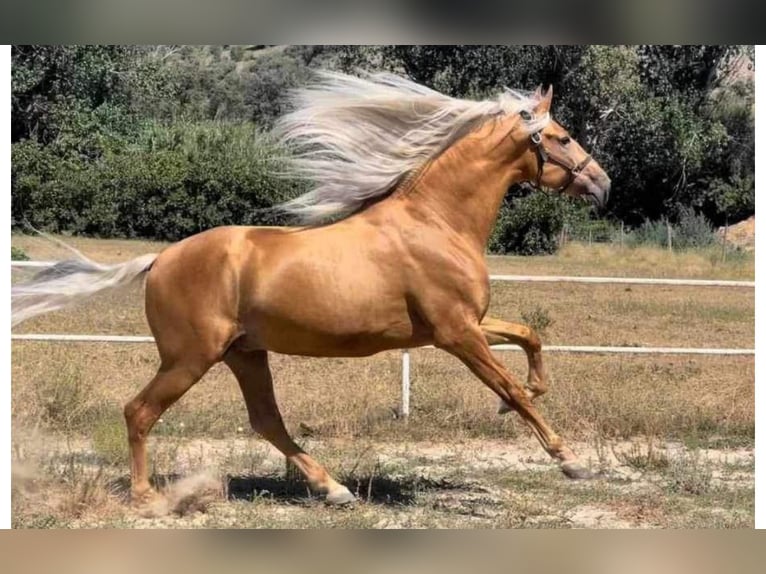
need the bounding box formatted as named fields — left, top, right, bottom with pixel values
left=480, top=316, right=548, bottom=413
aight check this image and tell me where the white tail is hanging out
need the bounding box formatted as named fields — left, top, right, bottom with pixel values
left=11, top=252, right=158, bottom=327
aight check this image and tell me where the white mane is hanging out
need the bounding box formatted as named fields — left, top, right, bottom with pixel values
left=273, top=71, right=551, bottom=223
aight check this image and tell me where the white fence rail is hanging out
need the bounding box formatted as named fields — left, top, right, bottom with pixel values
left=11, top=261, right=756, bottom=418
left=11, top=261, right=56, bottom=268
left=10, top=333, right=756, bottom=356
left=12, top=334, right=156, bottom=343
left=487, top=274, right=755, bottom=288
left=11, top=260, right=756, bottom=288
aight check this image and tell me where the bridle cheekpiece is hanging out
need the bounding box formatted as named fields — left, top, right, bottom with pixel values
left=520, top=110, right=592, bottom=193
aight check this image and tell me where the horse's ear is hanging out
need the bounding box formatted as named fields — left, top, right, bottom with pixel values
left=534, top=85, right=544, bottom=98
left=534, top=85, right=553, bottom=114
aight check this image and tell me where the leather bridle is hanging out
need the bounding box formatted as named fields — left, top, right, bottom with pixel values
left=521, top=110, right=593, bottom=193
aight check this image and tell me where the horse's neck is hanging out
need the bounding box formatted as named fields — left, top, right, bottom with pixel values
left=398, top=136, right=525, bottom=250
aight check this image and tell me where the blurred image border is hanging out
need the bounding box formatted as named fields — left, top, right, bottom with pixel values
left=1, top=35, right=762, bottom=543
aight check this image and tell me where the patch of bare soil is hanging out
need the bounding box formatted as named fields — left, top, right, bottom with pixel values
left=719, top=216, right=755, bottom=251
left=566, top=505, right=634, bottom=529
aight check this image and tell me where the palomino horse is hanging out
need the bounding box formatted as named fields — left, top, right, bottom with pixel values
left=12, top=72, right=610, bottom=508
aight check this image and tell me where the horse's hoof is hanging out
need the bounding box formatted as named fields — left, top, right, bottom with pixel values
left=325, top=487, right=356, bottom=506
left=561, top=461, right=593, bottom=480
left=131, top=489, right=168, bottom=517
left=497, top=398, right=512, bottom=415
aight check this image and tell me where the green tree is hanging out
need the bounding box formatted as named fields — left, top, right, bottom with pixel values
left=11, top=44, right=753, bottom=248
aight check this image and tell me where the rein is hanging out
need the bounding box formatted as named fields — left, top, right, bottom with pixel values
left=521, top=110, right=592, bottom=192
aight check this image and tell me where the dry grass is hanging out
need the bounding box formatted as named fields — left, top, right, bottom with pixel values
left=11, top=430, right=126, bottom=528
left=12, top=234, right=168, bottom=264
left=12, top=343, right=754, bottom=445
left=489, top=283, right=752, bottom=348
left=487, top=242, right=754, bottom=280
left=10, top=234, right=754, bottom=528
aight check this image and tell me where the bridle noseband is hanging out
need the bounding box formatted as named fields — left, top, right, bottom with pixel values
left=521, top=110, right=592, bottom=193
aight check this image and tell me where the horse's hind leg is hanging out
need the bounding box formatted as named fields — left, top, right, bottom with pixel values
left=481, top=316, right=548, bottom=413
left=224, top=348, right=355, bottom=505
left=123, top=356, right=214, bottom=508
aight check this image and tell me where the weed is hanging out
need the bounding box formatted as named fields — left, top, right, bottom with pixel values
left=590, top=433, right=612, bottom=473
left=34, top=365, right=110, bottom=432
left=221, top=443, right=270, bottom=476
left=613, top=439, right=670, bottom=472
left=663, top=451, right=714, bottom=496
left=11, top=245, right=30, bottom=261
left=520, top=305, right=553, bottom=336
left=13, top=513, right=62, bottom=528
left=499, top=496, right=562, bottom=528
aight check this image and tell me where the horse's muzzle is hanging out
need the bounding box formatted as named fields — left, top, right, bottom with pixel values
left=583, top=174, right=610, bottom=210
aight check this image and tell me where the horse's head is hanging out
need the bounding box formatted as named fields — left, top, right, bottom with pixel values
left=515, top=87, right=611, bottom=209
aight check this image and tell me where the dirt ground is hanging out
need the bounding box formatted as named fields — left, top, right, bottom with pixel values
left=718, top=216, right=755, bottom=251
left=12, top=433, right=753, bottom=529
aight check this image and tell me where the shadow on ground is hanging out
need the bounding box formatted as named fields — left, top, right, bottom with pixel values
left=108, top=470, right=472, bottom=506
left=226, top=473, right=469, bottom=505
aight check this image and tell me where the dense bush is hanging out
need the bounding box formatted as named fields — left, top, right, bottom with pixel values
left=566, top=218, right=621, bottom=244
left=12, top=122, right=300, bottom=240
left=672, top=207, right=717, bottom=249
left=11, top=246, right=29, bottom=261
left=626, top=207, right=717, bottom=250
left=489, top=190, right=589, bottom=255
left=625, top=218, right=668, bottom=248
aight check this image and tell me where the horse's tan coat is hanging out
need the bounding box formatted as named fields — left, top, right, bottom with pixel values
left=122, top=89, right=610, bottom=508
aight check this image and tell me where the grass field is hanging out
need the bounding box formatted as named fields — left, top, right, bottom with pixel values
left=11, top=234, right=754, bottom=528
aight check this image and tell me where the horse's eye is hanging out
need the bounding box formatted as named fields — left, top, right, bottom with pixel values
left=559, top=136, right=571, bottom=145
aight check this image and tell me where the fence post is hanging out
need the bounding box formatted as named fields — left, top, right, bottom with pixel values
left=620, top=221, right=624, bottom=248
left=721, top=218, right=728, bottom=263
left=667, top=221, right=673, bottom=253
left=400, top=350, right=410, bottom=419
